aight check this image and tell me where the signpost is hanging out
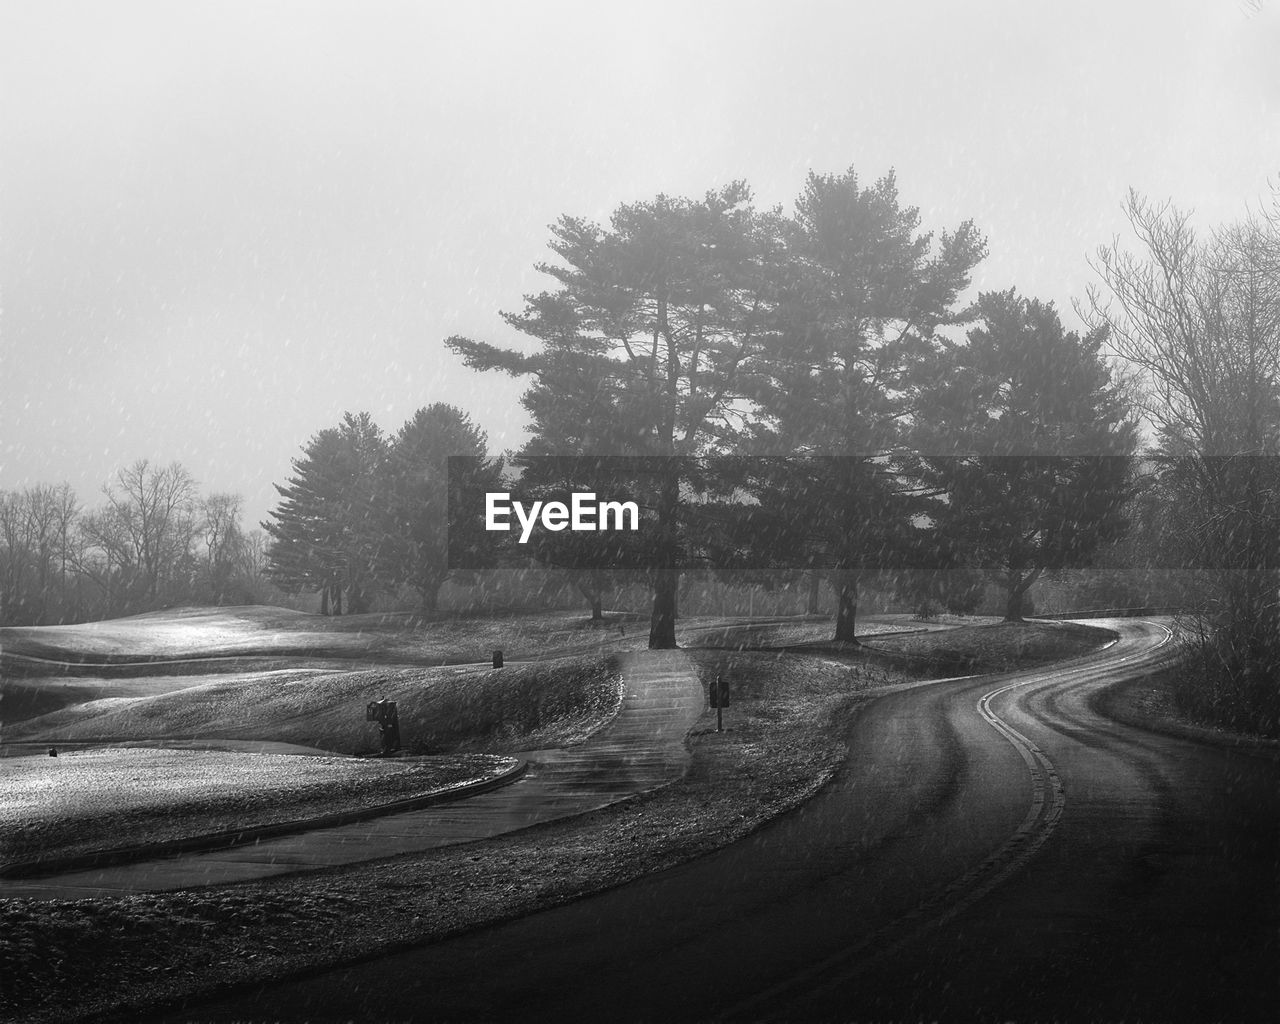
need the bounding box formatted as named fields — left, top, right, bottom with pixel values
left=709, top=674, right=730, bottom=732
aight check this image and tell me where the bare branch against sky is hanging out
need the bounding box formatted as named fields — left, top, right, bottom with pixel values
left=2, top=0, right=1277, bottom=524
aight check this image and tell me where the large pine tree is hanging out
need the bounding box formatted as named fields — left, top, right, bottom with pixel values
left=449, top=183, right=787, bottom=648
left=747, top=170, right=986, bottom=641
left=385, top=404, right=502, bottom=614
left=918, top=290, right=1139, bottom=620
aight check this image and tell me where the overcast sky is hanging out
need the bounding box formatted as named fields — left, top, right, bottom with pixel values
left=2, top=0, right=1277, bottom=527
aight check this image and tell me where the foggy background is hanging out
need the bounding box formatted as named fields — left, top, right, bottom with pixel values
left=2, top=0, right=1277, bottom=527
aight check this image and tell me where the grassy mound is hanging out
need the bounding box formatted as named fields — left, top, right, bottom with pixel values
left=0, top=605, right=640, bottom=666
left=686, top=621, right=855, bottom=650
left=2, top=672, right=230, bottom=725
left=862, top=620, right=1116, bottom=673
left=4, top=657, right=623, bottom=756
left=0, top=748, right=514, bottom=869
left=683, top=614, right=998, bottom=652
left=687, top=647, right=907, bottom=699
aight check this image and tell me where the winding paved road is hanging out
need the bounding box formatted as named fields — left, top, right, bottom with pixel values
left=158, top=619, right=1280, bottom=1022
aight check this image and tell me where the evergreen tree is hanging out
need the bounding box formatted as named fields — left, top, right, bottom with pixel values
left=918, top=290, right=1138, bottom=620
left=385, top=404, right=501, bottom=614
left=748, top=170, right=986, bottom=640
left=449, top=183, right=787, bottom=648
left=264, top=412, right=391, bottom=614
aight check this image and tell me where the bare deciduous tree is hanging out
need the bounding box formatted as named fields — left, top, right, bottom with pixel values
left=200, top=492, right=245, bottom=604
left=1086, top=189, right=1280, bottom=455
left=0, top=483, right=80, bottom=623
left=1085, top=189, right=1280, bottom=731
left=79, top=460, right=200, bottom=611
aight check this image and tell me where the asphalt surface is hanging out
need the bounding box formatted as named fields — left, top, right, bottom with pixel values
left=152, top=618, right=1280, bottom=1023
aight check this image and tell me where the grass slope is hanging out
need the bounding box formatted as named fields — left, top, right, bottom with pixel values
left=862, top=620, right=1115, bottom=672
left=0, top=748, right=515, bottom=868
left=0, top=605, right=641, bottom=665
left=5, top=657, right=623, bottom=757
left=1, top=609, right=627, bottom=872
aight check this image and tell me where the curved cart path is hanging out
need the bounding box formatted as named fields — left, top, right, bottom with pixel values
left=0, top=650, right=703, bottom=900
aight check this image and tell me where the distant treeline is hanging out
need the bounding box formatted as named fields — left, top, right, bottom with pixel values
left=0, top=464, right=272, bottom=626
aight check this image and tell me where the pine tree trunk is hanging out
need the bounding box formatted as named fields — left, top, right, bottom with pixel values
left=649, top=465, right=680, bottom=649
left=420, top=583, right=439, bottom=615
left=575, top=575, right=605, bottom=621
left=1004, top=567, right=1040, bottom=622
left=832, top=572, right=859, bottom=644
left=320, top=586, right=329, bottom=616
left=347, top=582, right=366, bottom=615
left=650, top=569, right=679, bottom=648
left=1005, top=586, right=1024, bottom=622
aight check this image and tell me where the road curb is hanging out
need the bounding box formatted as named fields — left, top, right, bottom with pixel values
left=0, top=758, right=528, bottom=880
